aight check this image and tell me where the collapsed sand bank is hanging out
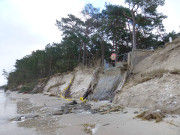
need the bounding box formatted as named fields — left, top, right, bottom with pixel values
left=42, top=66, right=124, bottom=101
left=114, top=73, right=180, bottom=114
left=114, top=39, right=180, bottom=114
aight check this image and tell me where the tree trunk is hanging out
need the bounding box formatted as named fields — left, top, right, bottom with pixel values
left=82, top=67, right=100, bottom=100
left=78, top=44, right=81, bottom=63
left=131, top=10, right=136, bottom=49
left=115, top=42, right=118, bottom=63
left=49, top=55, right=52, bottom=76
left=127, top=20, right=132, bottom=45
left=100, top=36, right=104, bottom=67
left=82, top=43, right=86, bottom=65
left=86, top=50, right=88, bottom=66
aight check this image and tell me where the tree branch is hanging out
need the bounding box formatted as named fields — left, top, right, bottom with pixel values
left=122, top=11, right=132, bottom=20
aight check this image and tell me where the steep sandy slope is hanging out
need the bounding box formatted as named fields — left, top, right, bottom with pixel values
left=70, top=68, right=93, bottom=98
left=91, top=68, right=123, bottom=101
left=43, top=66, right=124, bottom=100
left=133, top=38, right=180, bottom=74
left=43, top=67, right=93, bottom=98
left=114, top=38, right=180, bottom=114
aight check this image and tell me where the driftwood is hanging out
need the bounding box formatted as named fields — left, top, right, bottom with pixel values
left=116, top=71, right=128, bottom=93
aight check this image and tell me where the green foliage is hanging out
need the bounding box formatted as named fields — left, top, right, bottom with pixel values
left=124, top=0, right=167, bottom=49
left=2, top=69, right=9, bottom=80
left=102, top=4, right=131, bottom=56
left=7, top=42, right=78, bottom=89
left=18, top=82, right=37, bottom=93
left=0, top=85, right=8, bottom=91
left=18, top=86, right=31, bottom=93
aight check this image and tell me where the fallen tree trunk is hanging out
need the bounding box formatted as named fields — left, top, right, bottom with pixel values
left=82, top=67, right=101, bottom=100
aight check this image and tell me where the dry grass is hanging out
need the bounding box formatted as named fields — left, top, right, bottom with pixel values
left=166, top=121, right=178, bottom=127
left=169, top=69, right=180, bottom=75
left=49, top=93, right=57, bottom=97
left=136, top=110, right=165, bottom=123
left=165, top=37, right=180, bottom=46
left=135, top=77, right=152, bottom=84
left=141, top=69, right=168, bottom=78
left=110, top=106, right=124, bottom=112
left=125, top=68, right=180, bottom=89
left=47, top=82, right=65, bottom=92
left=92, top=99, right=98, bottom=102
left=133, top=68, right=180, bottom=85
left=171, top=38, right=180, bottom=44
left=38, top=77, right=48, bottom=82
left=82, top=123, right=96, bottom=135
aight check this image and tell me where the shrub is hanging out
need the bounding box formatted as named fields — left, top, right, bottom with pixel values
left=18, top=82, right=37, bottom=93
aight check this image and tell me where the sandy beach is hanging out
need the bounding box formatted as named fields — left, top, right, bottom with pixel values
left=0, top=90, right=179, bottom=135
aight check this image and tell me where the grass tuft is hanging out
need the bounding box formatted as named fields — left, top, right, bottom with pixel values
left=82, top=123, right=96, bottom=135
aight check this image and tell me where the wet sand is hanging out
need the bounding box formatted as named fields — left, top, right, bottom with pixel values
left=1, top=90, right=180, bottom=135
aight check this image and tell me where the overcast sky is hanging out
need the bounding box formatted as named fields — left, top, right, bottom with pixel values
left=0, top=0, right=180, bottom=85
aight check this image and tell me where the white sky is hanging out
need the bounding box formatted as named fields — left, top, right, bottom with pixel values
left=0, top=0, right=180, bottom=85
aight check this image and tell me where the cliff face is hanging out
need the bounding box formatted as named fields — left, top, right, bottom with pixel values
left=133, top=39, right=180, bottom=74
left=91, top=68, right=123, bottom=101
left=114, top=38, right=180, bottom=114
left=43, top=67, right=93, bottom=98
left=41, top=66, right=124, bottom=101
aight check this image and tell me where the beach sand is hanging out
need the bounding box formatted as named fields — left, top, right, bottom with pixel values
left=1, top=91, right=179, bottom=135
